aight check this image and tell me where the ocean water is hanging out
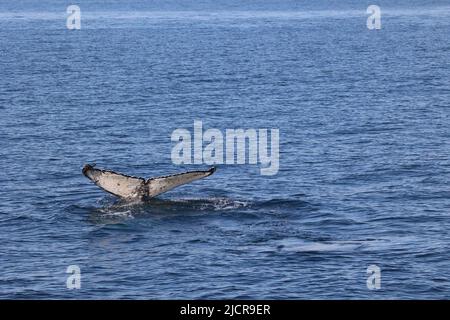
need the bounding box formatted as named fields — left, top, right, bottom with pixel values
left=1, top=0, right=450, bottom=299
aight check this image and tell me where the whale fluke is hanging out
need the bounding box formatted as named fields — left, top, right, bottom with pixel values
left=82, top=164, right=216, bottom=200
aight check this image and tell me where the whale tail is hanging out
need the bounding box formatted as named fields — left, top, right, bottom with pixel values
left=82, top=164, right=216, bottom=200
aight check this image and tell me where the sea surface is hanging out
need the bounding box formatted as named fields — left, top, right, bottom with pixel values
left=1, top=0, right=450, bottom=299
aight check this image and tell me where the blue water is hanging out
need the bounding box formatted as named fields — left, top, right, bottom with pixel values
left=1, top=0, right=450, bottom=299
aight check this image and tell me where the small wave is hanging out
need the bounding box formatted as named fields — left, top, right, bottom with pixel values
left=272, top=238, right=364, bottom=253
left=243, top=238, right=370, bottom=254
left=246, top=236, right=424, bottom=255
left=81, top=195, right=314, bottom=224
left=85, top=196, right=251, bottom=222
left=257, top=198, right=311, bottom=208
left=172, top=197, right=250, bottom=211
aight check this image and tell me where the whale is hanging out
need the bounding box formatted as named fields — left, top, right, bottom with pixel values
left=82, top=164, right=216, bottom=200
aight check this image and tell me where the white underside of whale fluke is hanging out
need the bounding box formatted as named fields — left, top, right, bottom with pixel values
left=82, top=164, right=216, bottom=200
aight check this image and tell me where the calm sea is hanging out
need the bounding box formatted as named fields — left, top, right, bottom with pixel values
left=1, top=0, right=450, bottom=299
